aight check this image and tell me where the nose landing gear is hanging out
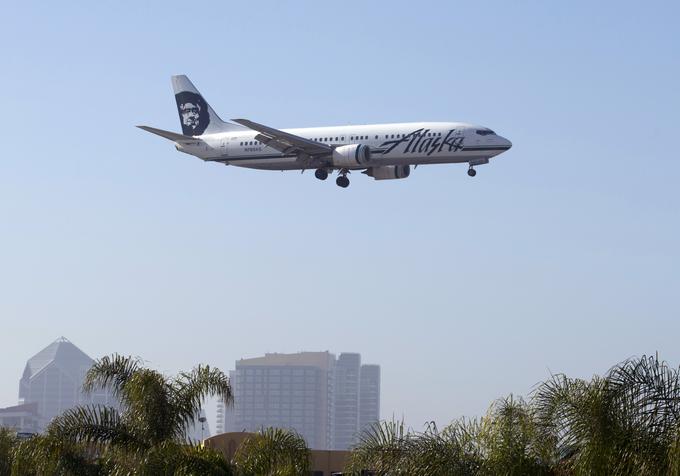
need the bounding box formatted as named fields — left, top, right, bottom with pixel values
left=467, top=167, right=477, bottom=177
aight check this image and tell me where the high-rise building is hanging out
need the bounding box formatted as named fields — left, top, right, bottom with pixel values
left=333, top=353, right=361, bottom=450
left=216, top=370, right=236, bottom=435
left=18, top=337, right=116, bottom=432
left=230, top=352, right=336, bottom=450
left=359, top=364, right=381, bottom=433
left=217, top=351, right=380, bottom=450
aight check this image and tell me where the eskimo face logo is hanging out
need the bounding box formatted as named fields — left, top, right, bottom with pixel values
left=175, top=91, right=209, bottom=136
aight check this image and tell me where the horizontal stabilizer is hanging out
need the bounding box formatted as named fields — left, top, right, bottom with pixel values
left=136, top=125, right=199, bottom=142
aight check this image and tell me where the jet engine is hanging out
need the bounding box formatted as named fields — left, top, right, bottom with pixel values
left=364, top=165, right=411, bottom=180
left=332, top=144, right=371, bottom=167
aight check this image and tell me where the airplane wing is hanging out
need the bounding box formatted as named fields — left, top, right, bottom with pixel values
left=231, top=118, right=332, bottom=156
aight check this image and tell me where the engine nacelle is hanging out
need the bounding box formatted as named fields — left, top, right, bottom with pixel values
left=332, top=144, right=371, bottom=167
left=364, top=165, right=411, bottom=180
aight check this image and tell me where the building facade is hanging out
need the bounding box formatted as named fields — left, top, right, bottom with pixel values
left=217, top=351, right=380, bottom=450
left=333, top=353, right=361, bottom=450
left=17, top=337, right=116, bottom=432
left=0, top=402, right=41, bottom=434
left=359, top=364, right=381, bottom=434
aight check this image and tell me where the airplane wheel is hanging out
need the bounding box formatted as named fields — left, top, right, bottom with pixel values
left=315, top=169, right=328, bottom=181
left=467, top=168, right=477, bottom=177
left=336, top=176, right=350, bottom=188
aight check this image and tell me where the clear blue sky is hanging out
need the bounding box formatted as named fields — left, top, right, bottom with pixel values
left=1, top=1, right=678, bottom=430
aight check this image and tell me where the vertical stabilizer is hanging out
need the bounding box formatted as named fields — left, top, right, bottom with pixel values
left=171, top=75, right=246, bottom=136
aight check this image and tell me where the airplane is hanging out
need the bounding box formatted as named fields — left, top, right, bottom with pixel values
left=138, top=75, right=512, bottom=188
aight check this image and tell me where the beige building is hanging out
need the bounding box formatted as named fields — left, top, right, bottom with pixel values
left=229, top=351, right=336, bottom=450
left=204, top=431, right=350, bottom=476
left=218, top=351, right=381, bottom=450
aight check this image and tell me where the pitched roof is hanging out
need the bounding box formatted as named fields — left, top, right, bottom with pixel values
left=21, top=337, right=94, bottom=382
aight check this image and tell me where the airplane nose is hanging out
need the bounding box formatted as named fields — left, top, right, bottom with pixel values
left=501, top=137, right=512, bottom=149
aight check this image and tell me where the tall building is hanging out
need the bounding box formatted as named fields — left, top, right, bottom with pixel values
left=359, top=364, right=381, bottom=433
left=230, top=352, right=336, bottom=450
left=18, top=337, right=116, bottom=432
left=217, top=351, right=380, bottom=450
left=333, top=353, right=361, bottom=450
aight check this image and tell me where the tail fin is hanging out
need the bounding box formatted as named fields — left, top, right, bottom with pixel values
left=171, top=75, right=246, bottom=136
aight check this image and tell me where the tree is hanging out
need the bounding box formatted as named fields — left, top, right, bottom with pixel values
left=476, top=396, right=555, bottom=476
left=347, top=400, right=553, bottom=476
left=232, top=427, right=311, bottom=476
left=345, top=419, right=413, bottom=475
left=36, top=354, right=234, bottom=475
left=0, top=428, right=16, bottom=476
left=533, top=354, right=680, bottom=475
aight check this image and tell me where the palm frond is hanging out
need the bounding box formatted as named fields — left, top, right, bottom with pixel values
left=83, top=354, right=143, bottom=398
left=122, top=369, right=179, bottom=444
left=346, top=419, right=413, bottom=475
left=233, top=427, right=310, bottom=476
left=171, top=365, right=233, bottom=437
left=0, top=427, right=17, bottom=475
left=10, top=433, right=101, bottom=476
left=47, top=404, right=143, bottom=451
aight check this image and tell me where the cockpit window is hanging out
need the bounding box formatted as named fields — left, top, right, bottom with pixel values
left=476, top=129, right=496, bottom=136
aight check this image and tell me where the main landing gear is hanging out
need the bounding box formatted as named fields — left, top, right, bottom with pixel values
left=336, top=175, right=350, bottom=188
left=316, top=168, right=350, bottom=188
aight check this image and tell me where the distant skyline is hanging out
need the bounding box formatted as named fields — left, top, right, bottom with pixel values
left=1, top=0, right=679, bottom=431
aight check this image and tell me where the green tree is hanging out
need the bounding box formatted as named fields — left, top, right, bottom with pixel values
left=533, top=354, right=680, bottom=475
left=24, top=354, right=234, bottom=475
left=476, top=396, right=555, bottom=476
left=405, top=420, right=484, bottom=476
left=0, top=428, right=16, bottom=476
left=346, top=419, right=414, bottom=475
left=232, top=427, right=311, bottom=476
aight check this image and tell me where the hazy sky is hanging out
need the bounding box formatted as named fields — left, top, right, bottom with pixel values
left=1, top=1, right=678, bottom=431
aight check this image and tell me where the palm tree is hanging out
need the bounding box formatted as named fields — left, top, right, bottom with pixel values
left=10, top=433, right=102, bottom=476
left=232, top=427, right=310, bottom=476
left=533, top=354, right=680, bottom=475
left=345, top=419, right=413, bottom=475
left=476, top=396, right=555, bottom=475
left=0, top=428, right=16, bottom=476
left=30, top=354, right=234, bottom=475
left=405, top=420, right=484, bottom=475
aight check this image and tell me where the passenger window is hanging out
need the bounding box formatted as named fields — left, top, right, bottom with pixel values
left=375, top=135, right=378, bottom=139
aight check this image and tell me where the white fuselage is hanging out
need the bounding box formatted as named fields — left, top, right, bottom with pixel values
left=177, top=121, right=512, bottom=171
